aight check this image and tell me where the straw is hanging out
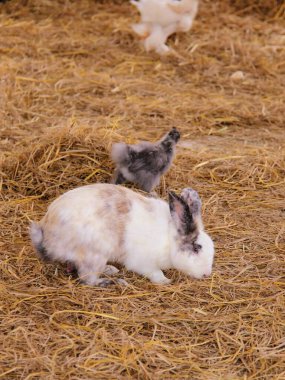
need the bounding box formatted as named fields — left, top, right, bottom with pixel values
left=0, top=0, right=284, bottom=379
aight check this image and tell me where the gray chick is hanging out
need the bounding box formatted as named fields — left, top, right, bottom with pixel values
left=111, top=127, right=180, bottom=192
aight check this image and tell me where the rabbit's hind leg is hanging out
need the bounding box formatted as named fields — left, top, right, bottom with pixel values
left=77, top=256, right=125, bottom=287
left=77, top=254, right=110, bottom=287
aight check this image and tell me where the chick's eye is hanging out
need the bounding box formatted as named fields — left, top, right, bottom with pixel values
left=193, top=243, right=202, bottom=253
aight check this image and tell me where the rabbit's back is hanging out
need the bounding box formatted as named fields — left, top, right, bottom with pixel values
left=38, top=184, right=173, bottom=267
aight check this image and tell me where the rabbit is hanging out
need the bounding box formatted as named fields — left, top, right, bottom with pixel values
left=131, top=0, right=199, bottom=54
left=29, top=183, right=215, bottom=286
left=111, top=127, right=180, bottom=192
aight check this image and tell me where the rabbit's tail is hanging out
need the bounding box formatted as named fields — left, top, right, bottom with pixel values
left=29, top=222, right=50, bottom=261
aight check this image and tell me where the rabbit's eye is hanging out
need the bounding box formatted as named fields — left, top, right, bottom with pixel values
left=193, top=243, right=202, bottom=254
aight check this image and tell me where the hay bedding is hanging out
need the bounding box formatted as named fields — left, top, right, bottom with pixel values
left=0, top=0, right=284, bottom=378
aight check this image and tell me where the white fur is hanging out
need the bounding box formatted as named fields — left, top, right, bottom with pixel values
left=29, top=222, right=43, bottom=249
left=131, top=0, right=199, bottom=54
left=30, top=184, right=214, bottom=285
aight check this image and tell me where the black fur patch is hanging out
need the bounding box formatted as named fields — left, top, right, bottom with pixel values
left=168, top=191, right=197, bottom=235
left=36, top=243, right=50, bottom=262
left=33, top=227, right=50, bottom=262
left=193, top=242, right=202, bottom=254
left=183, top=208, right=196, bottom=235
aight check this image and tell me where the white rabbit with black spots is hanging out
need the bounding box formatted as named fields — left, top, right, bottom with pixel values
left=30, top=184, right=214, bottom=286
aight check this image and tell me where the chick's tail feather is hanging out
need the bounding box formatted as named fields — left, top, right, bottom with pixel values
left=111, top=143, right=130, bottom=165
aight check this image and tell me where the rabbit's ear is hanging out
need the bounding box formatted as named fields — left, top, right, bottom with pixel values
left=168, top=191, right=196, bottom=235
left=180, top=188, right=202, bottom=215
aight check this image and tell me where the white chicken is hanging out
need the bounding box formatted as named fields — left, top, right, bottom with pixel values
left=131, top=0, right=199, bottom=54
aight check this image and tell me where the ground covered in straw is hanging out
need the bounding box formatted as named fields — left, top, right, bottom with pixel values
left=0, top=0, right=285, bottom=379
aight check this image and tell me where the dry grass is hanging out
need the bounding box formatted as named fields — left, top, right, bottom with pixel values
left=1, top=0, right=285, bottom=379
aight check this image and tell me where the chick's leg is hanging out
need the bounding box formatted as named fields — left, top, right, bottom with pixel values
left=111, top=169, right=126, bottom=185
